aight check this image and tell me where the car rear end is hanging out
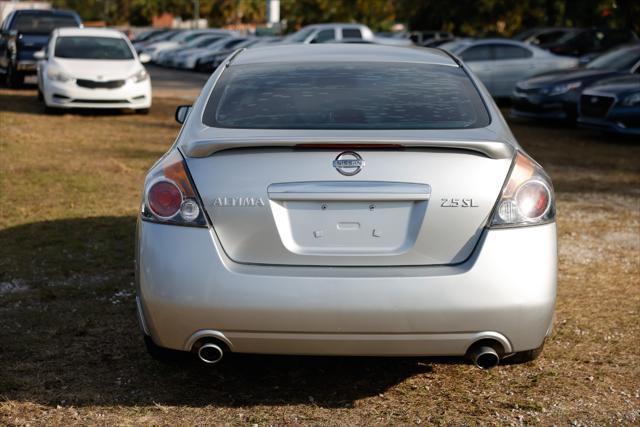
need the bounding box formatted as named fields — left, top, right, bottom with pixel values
left=136, top=45, right=557, bottom=367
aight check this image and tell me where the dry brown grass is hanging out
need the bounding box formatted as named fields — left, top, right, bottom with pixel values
left=0, top=87, right=638, bottom=425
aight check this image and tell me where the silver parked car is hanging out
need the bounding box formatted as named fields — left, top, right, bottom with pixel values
left=136, top=45, right=557, bottom=369
left=282, top=23, right=411, bottom=46
left=440, top=38, right=578, bottom=97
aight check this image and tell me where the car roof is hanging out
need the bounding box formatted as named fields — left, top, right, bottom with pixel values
left=55, top=27, right=125, bottom=38
left=466, top=38, right=531, bottom=46
left=304, top=23, right=368, bottom=29
left=232, top=44, right=457, bottom=67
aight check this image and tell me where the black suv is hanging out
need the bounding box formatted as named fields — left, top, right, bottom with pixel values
left=0, top=9, right=82, bottom=86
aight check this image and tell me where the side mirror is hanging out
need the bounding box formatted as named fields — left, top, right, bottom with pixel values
left=9, top=29, right=18, bottom=37
left=175, top=105, right=192, bottom=124
left=33, top=50, right=46, bottom=60
left=138, top=52, right=151, bottom=64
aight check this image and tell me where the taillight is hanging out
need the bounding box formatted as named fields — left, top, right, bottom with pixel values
left=141, top=150, right=207, bottom=227
left=147, top=180, right=182, bottom=218
left=490, top=152, right=555, bottom=227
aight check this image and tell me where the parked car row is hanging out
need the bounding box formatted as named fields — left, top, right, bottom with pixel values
left=511, top=43, right=640, bottom=135
left=144, top=23, right=412, bottom=73
left=434, top=34, right=639, bottom=135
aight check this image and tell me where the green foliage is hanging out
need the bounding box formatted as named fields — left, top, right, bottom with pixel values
left=51, top=0, right=639, bottom=34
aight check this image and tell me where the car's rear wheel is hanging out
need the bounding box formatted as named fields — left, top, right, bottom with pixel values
left=37, top=89, right=43, bottom=101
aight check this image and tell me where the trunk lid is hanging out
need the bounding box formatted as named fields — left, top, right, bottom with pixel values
left=186, top=147, right=512, bottom=267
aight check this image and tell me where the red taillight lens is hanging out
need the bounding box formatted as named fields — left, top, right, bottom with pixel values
left=515, top=180, right=551, bottom=220
left=141, top=150, right=207, bottom=227
left=147, top=180, right=182, bottom=218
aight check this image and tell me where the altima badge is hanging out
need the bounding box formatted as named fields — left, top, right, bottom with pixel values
left=212, top=197, right=265, bottom=207
left=333, top=151, right=364, bottom=176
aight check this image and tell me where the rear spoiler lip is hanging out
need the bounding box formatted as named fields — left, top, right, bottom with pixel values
left=181, top=137, right=515, bottom=160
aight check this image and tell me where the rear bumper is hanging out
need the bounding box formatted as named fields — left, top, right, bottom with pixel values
left=136, top=220, right=557, bottom=356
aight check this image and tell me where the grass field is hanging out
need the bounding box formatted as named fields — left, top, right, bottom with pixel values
left=1, top=86, right=639, bottom=425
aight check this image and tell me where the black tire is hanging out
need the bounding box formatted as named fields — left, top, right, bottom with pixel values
left=144, top=335, right=188, bottom=364
left=135, top=108, right=150, bottom=115
left=504, top=341, right=545, bottom=364
left=37, top=89, right=43, bottom=101
left=6, top=66, right=24, bottom=88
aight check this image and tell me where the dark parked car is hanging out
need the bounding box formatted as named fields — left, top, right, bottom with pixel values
left=578, top=75, right=640, bottom=135
left=539, top=27, right=638, bottom=57
left=513, top=27, right=576, bottom=46
left=511, top=43, right=640, bottom=121
left=0, top=9, right=82, bottom=86
left=194, top=38, right=254, bottom=72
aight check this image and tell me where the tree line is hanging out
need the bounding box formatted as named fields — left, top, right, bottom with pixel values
left=51, top=0, right=639, bottom=35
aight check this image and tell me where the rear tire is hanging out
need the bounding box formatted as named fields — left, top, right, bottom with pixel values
left=37, top=89, right=43, bottom=101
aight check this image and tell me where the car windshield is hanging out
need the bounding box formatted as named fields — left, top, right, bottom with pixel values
left=13, top=13, right=77, bottom=34
left=204, top=62, right=490, bottom=129
left=586, top=47, right=640, bottom=70
left=54, top=36, right=134, bottom=60
left=285, top=27, right=315, bottom=42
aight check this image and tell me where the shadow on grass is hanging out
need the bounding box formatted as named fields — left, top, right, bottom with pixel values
left=0, top=91, right=43, bottom=114
left=0, top=89, right=150, bottom=117
left=0, top=216, right=461, bottom=409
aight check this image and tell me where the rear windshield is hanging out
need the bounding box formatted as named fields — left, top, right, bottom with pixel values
left=13, top=13, right=78, bottom=34
left=54, top=36, right=134, bottom=60
left=203, top=62, right=490, bottom=129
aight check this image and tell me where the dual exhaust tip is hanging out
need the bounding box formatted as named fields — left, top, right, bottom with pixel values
left=195, top=339, right=502, bottom=369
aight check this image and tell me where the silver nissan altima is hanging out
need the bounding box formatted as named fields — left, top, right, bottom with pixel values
left=136, top=44, right=557, bottom=369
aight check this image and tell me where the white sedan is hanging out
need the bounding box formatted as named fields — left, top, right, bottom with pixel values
left=35, top=28, right=152, bottom=113
left=440, top=38, right=578, bottom=98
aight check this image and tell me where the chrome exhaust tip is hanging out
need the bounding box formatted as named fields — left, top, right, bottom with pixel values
left=467, top=344, right=500, bottom=369
left=197, top=343, right=224, bottom=364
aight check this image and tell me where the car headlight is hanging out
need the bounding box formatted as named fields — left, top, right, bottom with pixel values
left=620, top=92, right=640, bottom=107
left=547, top=81, right=582, bottom=96
left=46, top=67, right=72, bottom=83
left=130, top=68, right=148, bottom=83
